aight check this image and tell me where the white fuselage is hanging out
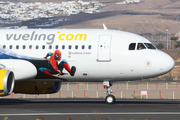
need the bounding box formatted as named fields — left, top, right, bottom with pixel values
left=0, top=29, right=174, bottom=82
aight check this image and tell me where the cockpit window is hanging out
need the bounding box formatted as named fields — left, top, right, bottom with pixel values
left=144, top=43, right=156, bottom=50
left=129, top=43, right=136, bottom=50
left=137, top=43, right=146, bottom=50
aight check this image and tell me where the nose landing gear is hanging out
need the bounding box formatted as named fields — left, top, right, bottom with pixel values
left=103, top=81, right=116, bottom=104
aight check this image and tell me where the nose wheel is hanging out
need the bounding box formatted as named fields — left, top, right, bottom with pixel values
left=103, top=81, right=116, bottom=104
left=105, top=94, right=115, bottom=104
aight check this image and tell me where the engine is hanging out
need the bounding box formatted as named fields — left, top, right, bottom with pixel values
left=0, top=69, right=15, bottom=96
left=13, top=81, right=61, bottom=94
left=0, top=59, right=37, bottom=81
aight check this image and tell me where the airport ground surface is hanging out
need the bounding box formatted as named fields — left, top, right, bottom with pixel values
left=0, top=98, right=180, bottom=120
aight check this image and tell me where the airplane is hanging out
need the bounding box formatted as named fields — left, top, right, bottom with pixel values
left=0, top=25, right=174, bottom=104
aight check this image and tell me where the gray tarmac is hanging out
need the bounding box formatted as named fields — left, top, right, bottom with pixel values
left=0, top=98, right=180, bottom=120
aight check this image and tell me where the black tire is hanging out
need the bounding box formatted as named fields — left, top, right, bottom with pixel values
left=105, top=95, right=116, bottom=104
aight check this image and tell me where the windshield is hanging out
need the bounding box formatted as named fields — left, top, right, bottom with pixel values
left=129, top=43, right=136, bottom=50
left=144, top=43, right=156, bottom=50
left=137, top=43, right=146, bottom=50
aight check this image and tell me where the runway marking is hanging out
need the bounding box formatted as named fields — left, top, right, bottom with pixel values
left=1, top=112, right=180, bottom=116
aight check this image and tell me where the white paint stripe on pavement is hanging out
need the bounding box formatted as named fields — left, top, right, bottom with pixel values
left=0, top=112, right=180, bottom=116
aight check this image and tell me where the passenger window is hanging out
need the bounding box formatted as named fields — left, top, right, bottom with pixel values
left=23, top=45, right=26, bottom=49
left=49, top=45, right=52, bottom=49
left=3, top=45, right=6, bottom=49
left=42, top=45, right=45, bottom=49
left=55, top=45, right=58, bottom=49
left=137, top=43, right=146, bottom=50
left=82, top=45, right=85, bottom=49
left=9, top=45, right=13, bottom=49
left=16, top=45, right=19, bottom=49
left=88, top=45, right=91, bottom=50
left=36, top=45, right=39, bottom=49
left=29, top=45, right=32, bottom=49
left=62, top=45, right=65, bottom=49
left=129, top=43, right=136, bottom=50
left=144, top=43, right=156, bottom=50
left=75, top=45, right=78, bottom=49
left=69, top=45, right=72, bottom=49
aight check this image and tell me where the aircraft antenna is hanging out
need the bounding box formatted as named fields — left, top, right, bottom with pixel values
left=103, top=24, right=107, bottom=30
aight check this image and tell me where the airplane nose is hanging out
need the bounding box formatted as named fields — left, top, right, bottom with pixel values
left=159, top=51, right=174, bottom=74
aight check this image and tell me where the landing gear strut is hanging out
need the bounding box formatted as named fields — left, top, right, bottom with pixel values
left=103, top=81, right=116, bottom=104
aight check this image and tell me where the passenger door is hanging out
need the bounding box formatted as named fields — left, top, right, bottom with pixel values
left=97, top=35, right=112, bottom=62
